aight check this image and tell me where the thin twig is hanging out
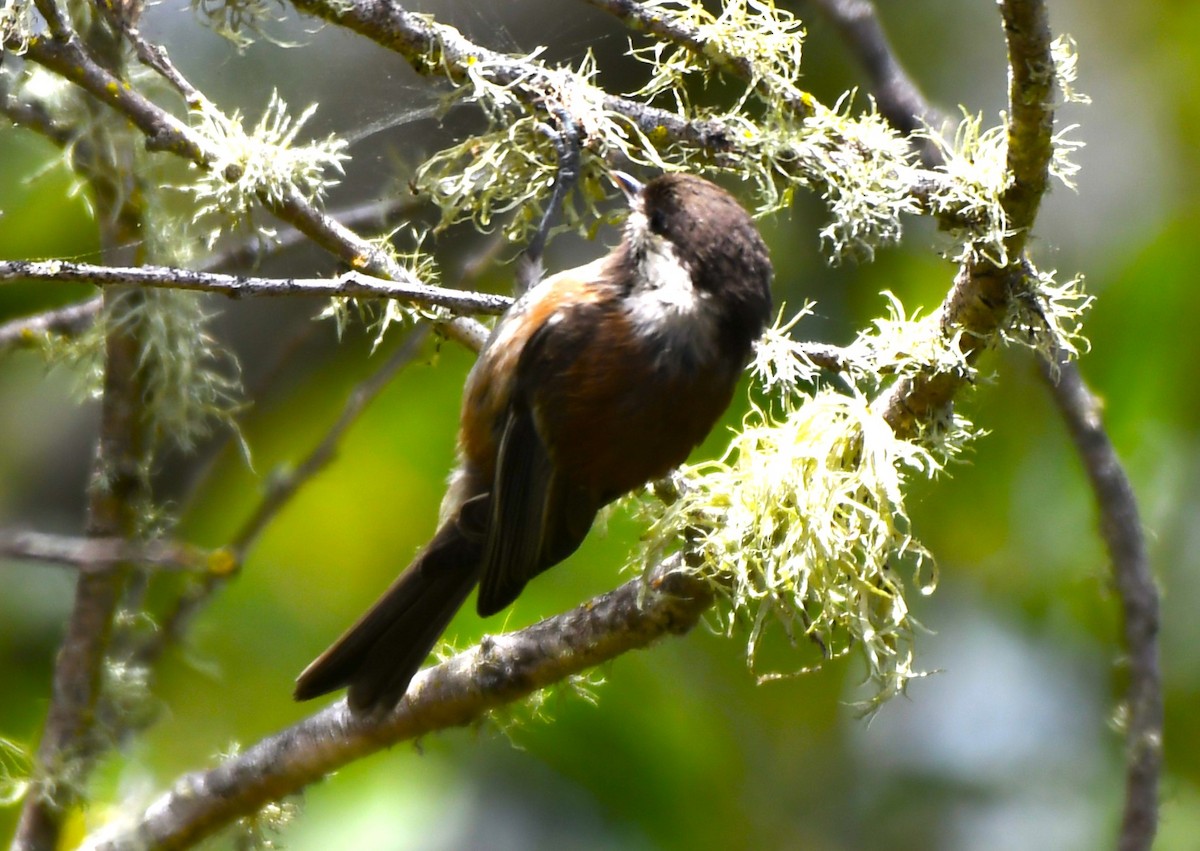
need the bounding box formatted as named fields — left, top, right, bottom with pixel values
left=0, top=529, right=216, bottom=573
left=521, top=109, right=584, bottom=284
left=0, top=260, right=512, bottom=315
left=583, top=0, right=813, bottom=118
left=1, top=82, right=74, bottom=146
left=137, top=327, right=432, bottom=669
left=0, top=298, right=103, bottom=354
left=1041, top=354, right=1160, bottom=851
left=91, top=2, right=207, bottom=108
left=230, top=327, right=431, bottom=559
left=809, top=0, right=948, bottom=165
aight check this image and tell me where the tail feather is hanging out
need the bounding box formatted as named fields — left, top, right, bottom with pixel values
left=294, top=519, right=483, bottom=713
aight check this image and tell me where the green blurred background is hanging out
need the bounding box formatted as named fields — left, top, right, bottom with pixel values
left=2, top=1, right=1197, bottom=848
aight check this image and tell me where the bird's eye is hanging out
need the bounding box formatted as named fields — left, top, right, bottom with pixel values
left=648, top=208, right=668, bottom=235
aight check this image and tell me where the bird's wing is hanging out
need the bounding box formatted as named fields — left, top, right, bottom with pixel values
left=475, top=299, right=604, bottom=617
left=476, top=403, right=555, bottom=616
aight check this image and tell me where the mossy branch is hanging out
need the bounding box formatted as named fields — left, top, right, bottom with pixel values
left=11, top=19, right=488, bottom=352
left=584, top=0, right=813, bottom=118
left=14, top=15, right=151, bottom=849
left=80, top=560, right=714, bottom=851
left=825, top=6, right=1157, bottom=844
left=878, top=0, right=1057, bottom=439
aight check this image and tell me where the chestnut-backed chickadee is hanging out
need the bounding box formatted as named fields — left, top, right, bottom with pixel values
left=294, top=172, right=773, bottom=712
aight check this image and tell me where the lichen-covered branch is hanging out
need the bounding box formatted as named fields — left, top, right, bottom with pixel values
left=999, top=0, right=1054, bottom=235
left=822, top=4, right=1160, bottom=841
left=879, top=0, right=1056, bottom=438
left=289, top=0, right=736, bottom=153
left=14, top=22, right=152, bottom=847
left=10, top=21, right=488, bottom=352
left=583, top=0, right=812, bottom=117
left=82, top=559, right=712, bottom=851
left=288, top=0, right=972, bottom=237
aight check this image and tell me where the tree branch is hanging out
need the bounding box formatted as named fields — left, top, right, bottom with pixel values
left=0, top=260, right=512, bottom=316
left=0, top=298, right=103, bottom=354
left=230, top=328, right=431, bottom=561
left=12, top=24, right=489, bottom=352
left=878, top=0, right=1055, bottom=438
left=809, top=0, right=948, bottom=164
left=0, top=529, right=216, bottom=573
left=819, top=0, right=1161, bottom=842
left=582, top=0, right=813, bottom=118
left=84, top=558, right=712, bottom=851
left=1042, top=355, right=1160, bottom=851
left=15, top=16, right=151, bottom=847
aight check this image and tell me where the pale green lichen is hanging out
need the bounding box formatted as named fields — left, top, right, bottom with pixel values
left=416, top=49, right=672, bottom=243
left=625, top=1, right=913, bottom=261
left=748, top=304, right=823, bottom=398
left=0, top=0, right=32, bottom=54
left=233, top=798, right=300, bottom=851
left=0, top=738, right=31, bottom=808
left=106, top=288, right=246, bottom=454
left=916, top=111, right=1012, bottom=265
left=627, top=0, right=807, bottom=113
left=1051, top=35, right=1091, bottom=106
left=490, top=670, right=605, bottom=739
left=640, top=389, right=943, bottom=709
left=189, top=91, right=348, bottom=249
left=1005, top=263, right=1093, bottom=365
left=191, top=0, right=288, bottom=51
left=1049, top=123, right=1085, bottom=192
left=319, top=229, right=442, bottom=349
left=417, top=3, right=917, bottom=262
left=638, top=303, right=979, bottom=708
left=98, top=652, right=158, bottom=736
left=844, top=291, right=974, bottom=390
left=730, top=96, right=919, bottom=261
left=1048, top=36, right=1089, bottom=194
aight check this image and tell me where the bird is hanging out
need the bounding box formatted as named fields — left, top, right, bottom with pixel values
left=294, top=171, right=774, bottom=713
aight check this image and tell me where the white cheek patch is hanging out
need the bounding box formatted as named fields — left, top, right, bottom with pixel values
left=627, top=232, right=720, bottom=354
left=640, top=236, right=695, bottom=303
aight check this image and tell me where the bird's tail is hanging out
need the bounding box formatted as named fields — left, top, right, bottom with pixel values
left=293, top=515, right=483, bottom=713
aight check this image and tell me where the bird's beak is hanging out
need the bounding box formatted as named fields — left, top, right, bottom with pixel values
left=610, top=170, right=644, bottom=203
